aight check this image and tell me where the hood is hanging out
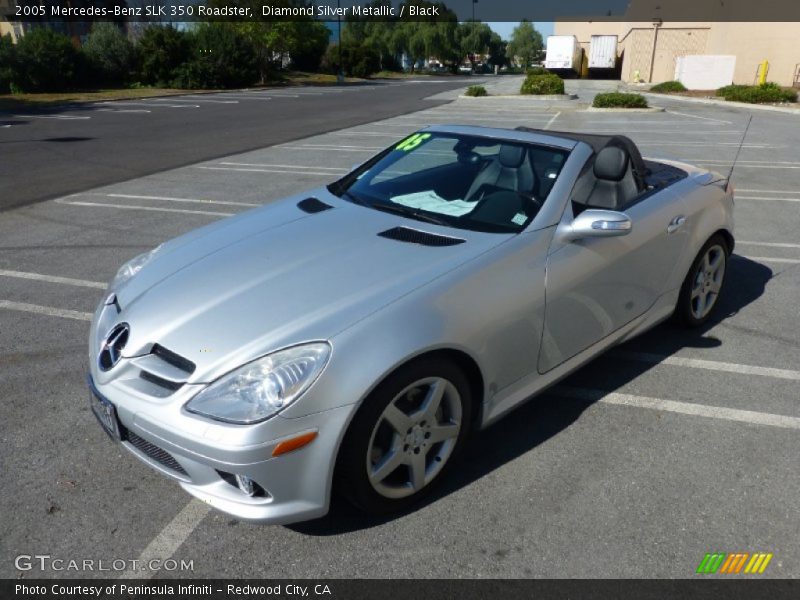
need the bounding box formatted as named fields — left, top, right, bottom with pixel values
left=112, top=189, right=509, bottom=383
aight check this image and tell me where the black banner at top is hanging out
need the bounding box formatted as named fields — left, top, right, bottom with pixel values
left=4, top=0, right=800, bottom=23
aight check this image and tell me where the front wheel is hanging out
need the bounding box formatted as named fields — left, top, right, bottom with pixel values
left=335, top=358, right=472, bottom=515
left=675, top=234, right=729, bottom=327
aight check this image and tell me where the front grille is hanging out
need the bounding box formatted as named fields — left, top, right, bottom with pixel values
left=378, top=226, right=465, bottom=247
left=125, top=430, right=188, bottom=476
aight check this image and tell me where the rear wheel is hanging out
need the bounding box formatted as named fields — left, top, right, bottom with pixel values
left=676, top=234, right=729, bottom=327
left=335, top=358, right=472, bottom=515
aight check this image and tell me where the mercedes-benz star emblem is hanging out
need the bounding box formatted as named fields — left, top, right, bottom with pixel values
left=98, top=323, right=130, bottom=371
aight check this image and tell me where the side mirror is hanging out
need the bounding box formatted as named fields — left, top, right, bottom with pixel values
left=558, top=209, right=632, bottom=243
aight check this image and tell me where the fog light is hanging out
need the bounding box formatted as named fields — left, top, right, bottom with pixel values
left=235, top=474, right=256, bottom=496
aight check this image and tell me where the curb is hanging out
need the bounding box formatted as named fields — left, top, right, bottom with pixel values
left=584, top=106, right=665, bottom=113
left=458, top=93, right=578, bottom=100
left=641, top=92, right=800, bottom=115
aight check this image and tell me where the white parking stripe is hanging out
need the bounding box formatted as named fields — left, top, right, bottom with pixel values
left=54, top=198, right=233, bottom=217
left=96, top=108, right=152, bottom=113
left=0, top=269, right=105, bottom=289
left=103, top=193, right=258, bottom=207
left=0, top=300, right=92, bottom=321
left=736, top=196, right=800, bottom=202
left=613, top=351, right=800, bottom=381
left=152, top=98, right=239, bottom=104
left=14, top=114, right=91, bottom=120
left=738, top=241, right=800, bottom=248
left=119, top=499, right=211, bottom=580
left=743, top=256, right=800, bottom=264
left=665, top=110, right=733, bottom=125
left=735, top=188, right=795, bottom=193
left=195, top=166, right=338, bottom=176
left=544, top=111, right=561, bottom=130
left=281, top=145, right=380, bottom=152
left=555, top=387, right=800, bottom=430
left=95, top=102, right=198, bottom=109
left=219, top=162, right=346, bottom=172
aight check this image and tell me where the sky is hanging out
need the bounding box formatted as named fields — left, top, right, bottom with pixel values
left=487, top=22, right=554, bottom=41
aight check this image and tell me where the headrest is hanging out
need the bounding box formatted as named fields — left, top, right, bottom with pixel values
left=499, top=145, right=526, bottom=168
left=594, top=146, right=629, bottom=181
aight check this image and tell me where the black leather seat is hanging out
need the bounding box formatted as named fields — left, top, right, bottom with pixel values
left=465, top=145, right=535, bottom=201
left=585, top=146, right=639, bottom=210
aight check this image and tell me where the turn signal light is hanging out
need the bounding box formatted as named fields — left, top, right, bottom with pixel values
left=272, top=431, right=318, bottom=457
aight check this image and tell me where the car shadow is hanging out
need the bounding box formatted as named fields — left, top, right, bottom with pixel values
left=287, top=255, right=773, bottom=535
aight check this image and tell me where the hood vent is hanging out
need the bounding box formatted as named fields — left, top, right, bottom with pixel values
left=378, top=226, right=465, bottom=247
left=297, top=197, right=333, bottom=214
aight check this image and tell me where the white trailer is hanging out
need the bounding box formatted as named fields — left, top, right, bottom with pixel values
left=545, top=35, right=581, bottom=74
left=589, top=35, right=618, bottom=70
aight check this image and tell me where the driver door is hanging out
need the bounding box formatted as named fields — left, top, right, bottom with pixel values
left=538, top=187, right=688, bottom=373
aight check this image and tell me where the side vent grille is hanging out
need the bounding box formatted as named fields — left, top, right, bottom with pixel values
left=378, top=226, right=465, bottom=247
left=297, top=197, right=333, bottom=214
left=151, top=344, right=195, bottom=374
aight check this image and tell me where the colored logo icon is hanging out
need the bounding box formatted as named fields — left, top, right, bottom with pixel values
left=696, top=552, right=773, bottom=574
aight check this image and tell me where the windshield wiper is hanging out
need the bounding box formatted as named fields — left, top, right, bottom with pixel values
left=370, top=201, right=451, bottom=227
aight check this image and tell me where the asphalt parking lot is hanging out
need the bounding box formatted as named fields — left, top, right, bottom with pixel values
left=1, top=77, right=798, bottom=579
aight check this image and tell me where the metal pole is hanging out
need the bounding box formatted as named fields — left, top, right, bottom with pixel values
left=337, top=0, right=343, bottom=83
left=648, top=20, right=662, bottom=83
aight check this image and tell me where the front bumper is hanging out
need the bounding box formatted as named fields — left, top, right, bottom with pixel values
left=88, top=375, right=356, bottom=524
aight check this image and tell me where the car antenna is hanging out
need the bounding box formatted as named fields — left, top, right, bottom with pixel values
left=726, top=114, right=753, bottom=185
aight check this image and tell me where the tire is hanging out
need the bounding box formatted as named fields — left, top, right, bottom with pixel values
left=675, top=234, right=729, bottom=327
left=335, top=357, right=473, bottom=515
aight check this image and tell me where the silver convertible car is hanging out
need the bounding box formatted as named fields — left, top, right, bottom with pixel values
left=88, top=125, right=734, bottom=523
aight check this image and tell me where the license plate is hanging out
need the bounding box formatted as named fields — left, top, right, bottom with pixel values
left=90, top=387, right=122, bottom=442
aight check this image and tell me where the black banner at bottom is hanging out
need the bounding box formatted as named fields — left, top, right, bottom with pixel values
left=3, top=579, right=799, bottom=600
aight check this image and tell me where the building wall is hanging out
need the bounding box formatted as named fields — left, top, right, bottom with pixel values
left=554, top=20, right=800, bottom=86
left=0, top=0, right=24, bottom=42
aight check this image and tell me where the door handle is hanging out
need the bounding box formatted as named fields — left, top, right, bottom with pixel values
left=667, top=215, right=686, bottom=234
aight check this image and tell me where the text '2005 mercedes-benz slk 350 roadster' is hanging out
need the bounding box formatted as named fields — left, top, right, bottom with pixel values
left=88, top=125, right=734, bottom=524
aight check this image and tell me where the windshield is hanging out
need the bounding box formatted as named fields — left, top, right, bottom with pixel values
left=328, top=132, right=570, bottom=233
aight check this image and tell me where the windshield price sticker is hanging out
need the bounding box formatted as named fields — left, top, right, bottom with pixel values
left=395, top=133, right=432, bottom=151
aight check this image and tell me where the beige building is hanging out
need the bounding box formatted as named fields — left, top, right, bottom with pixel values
left=1, top=0, right=25, bottom=42
left=555, top=2, right=800, bottom=88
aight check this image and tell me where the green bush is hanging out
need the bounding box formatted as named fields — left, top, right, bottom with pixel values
left=717, top=82, right=796, bottom=103
left=83, top=23, right=137, bottom=86
left=592, top=92, right=648, bottom=108
left=465, top=85, right=487, bottom=97
left=172, top=24, right=258, bottom=89
left=320, top=42, right=381, bottom=78
left=649, top=80, right=687, bottom=93
left=525, top=66, right=548, bottom=76
left=13, top=28, right=79, bottom=92
left=520, top=72, right=564, bottom=95
left=137, top=25, right=191, bottom=86
left=0, top=34, right=15, bottom=93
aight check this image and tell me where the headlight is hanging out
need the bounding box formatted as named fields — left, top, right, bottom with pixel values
left=185, top=342, right=331, bottom=424
left=109, top=244, right=162, bottom=289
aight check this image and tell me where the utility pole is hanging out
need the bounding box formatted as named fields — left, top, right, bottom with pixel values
left=337, top=0, right=344, bottom=84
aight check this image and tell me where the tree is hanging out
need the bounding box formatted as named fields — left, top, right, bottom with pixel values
left=137, top=25, right=191, bottom=86
left=457, top=21, right=492, bottom=69
left=13, top=28, right=79, bottom=92
left=486, top=32, right=507, bottom=70
left=0, top=34, right=16, bottom=93
left=507, top=20, right=544, bottom=69
left=172, top=23, right=258, bottom=89
left=83, top=23, right=136, bottom=86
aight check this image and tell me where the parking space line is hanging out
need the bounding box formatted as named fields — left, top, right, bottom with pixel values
left=280, top=144, right=380, bottom=152
left=96, top=108, right=152, bottom=113
left=219, top=162, right=346, bottom=172
left=544, top=111, right=561, bottom=130
left=194, top=166, right=339, bottom=176
left=152, top=98, right=239, bottom=104
left=0, top=269, right=105, bottom=289
left=118, top=499, right=211, bottom=580
left=0, top=300, right=92, bottom=321
left=555, top=387, right=800, bottom=430
left=665, top=110, right=733, bottom=125
left=743, top=256, right=800, bottom=264
left=738, top=241, right=800, bottom=248
left=736, top=196, right=800, bottom=202
left=14, top=114, right=91, bottom=120
left=613, top=351, right=800, bottom=381
left=103, top=193, right=258, bottom=207
left=95, top=102, right=198, bottom=109
left=54, top=198, right=233, bottom=217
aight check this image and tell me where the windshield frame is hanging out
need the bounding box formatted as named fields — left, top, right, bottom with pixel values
left=328, top=130, right=572, bottom=234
